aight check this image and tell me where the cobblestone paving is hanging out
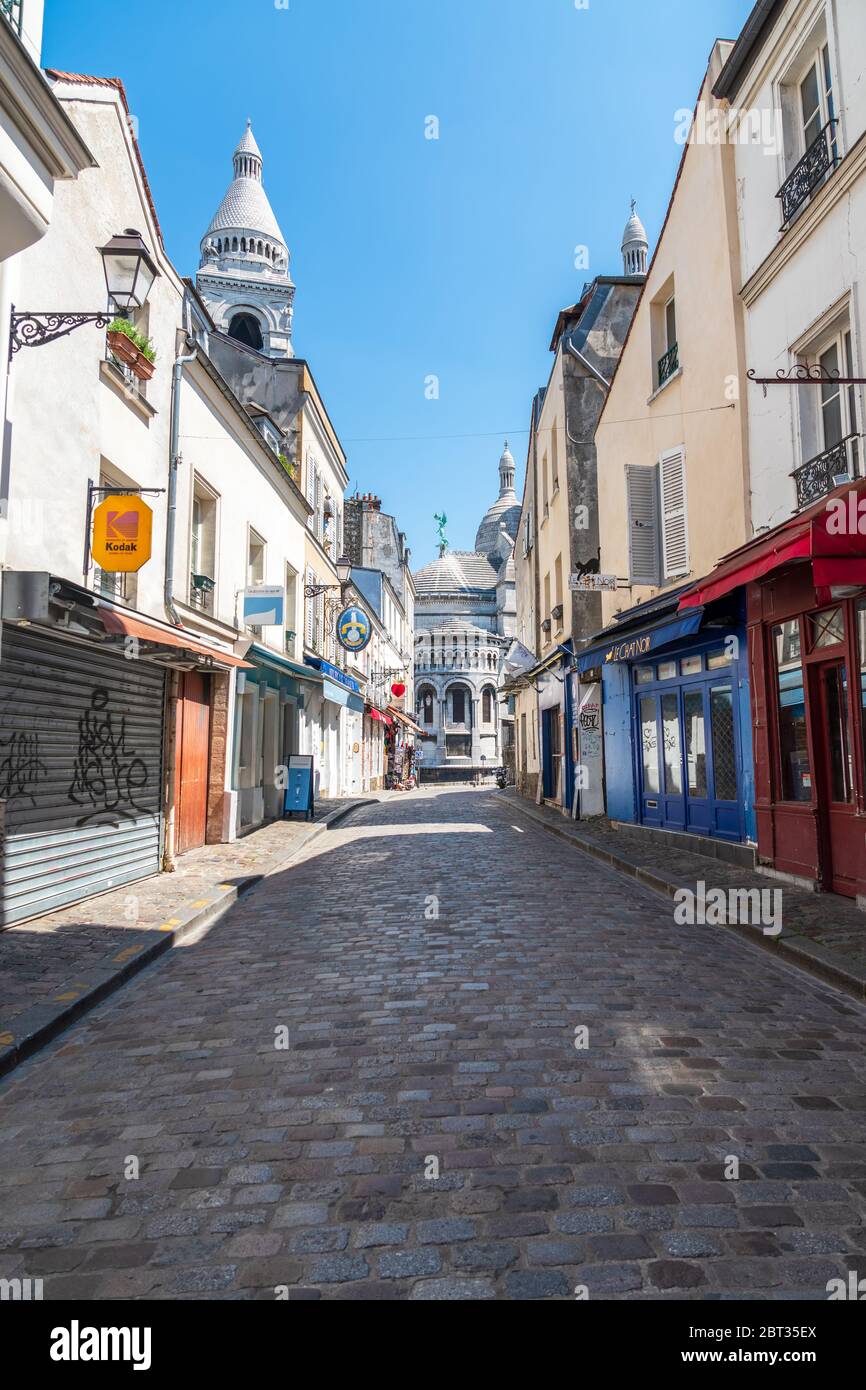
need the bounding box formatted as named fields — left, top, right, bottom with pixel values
left=1, top=787, right=865, bottom=1301
left=0, top=798, right=361, bottom=1033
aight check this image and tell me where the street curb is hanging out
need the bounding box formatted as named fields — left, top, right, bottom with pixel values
left=0, top=799, right=377, bottom=1081
left=502, top=793, right=866, bottom=1005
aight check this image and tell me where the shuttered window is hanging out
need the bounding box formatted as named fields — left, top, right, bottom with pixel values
left=625, top=464, right=661, bottom=586
left=659, top=447, right=689, bottom=579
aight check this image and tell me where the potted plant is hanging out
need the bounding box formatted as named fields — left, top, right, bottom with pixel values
left=106, top=318, right=157, bottom=381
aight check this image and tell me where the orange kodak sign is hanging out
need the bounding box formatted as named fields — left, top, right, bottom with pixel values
left=91, top=494, right=153, bottom=573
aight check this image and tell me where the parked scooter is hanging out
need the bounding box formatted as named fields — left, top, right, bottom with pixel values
left=495, top=766, right=508, bottom=789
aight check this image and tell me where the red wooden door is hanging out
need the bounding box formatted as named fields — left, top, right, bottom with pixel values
left=812, top=659, right=857, bottom=896
left=176, top=672, right=210, bottom=854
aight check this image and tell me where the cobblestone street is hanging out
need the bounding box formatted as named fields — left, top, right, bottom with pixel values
left=1, top=787, right=865, bottom=1301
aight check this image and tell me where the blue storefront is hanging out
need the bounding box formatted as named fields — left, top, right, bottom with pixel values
left=574, top=591, right=756, bottom=844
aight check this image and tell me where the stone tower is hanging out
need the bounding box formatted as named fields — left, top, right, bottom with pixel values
left=197, top=121, right=295, bottom=357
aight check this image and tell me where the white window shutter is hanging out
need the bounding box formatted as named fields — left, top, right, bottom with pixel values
left=625, top=464, right=661, bottom=586
left=305, top=456, right=315, bottom=530
left=305, top=567, right=315, bottom=647
left=659, top=447, right=689, bottom=579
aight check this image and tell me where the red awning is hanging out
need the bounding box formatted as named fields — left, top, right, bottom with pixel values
left=679, top=477, right=866, bottom=610
left=367, top=705, right=393, bottom=725
left=98, top=607, right=254, bottom=668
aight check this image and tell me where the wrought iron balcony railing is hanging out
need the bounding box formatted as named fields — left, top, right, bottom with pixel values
left=657, top=341, right=679, bottom=388
left=1, top=0, right=22, bottom=36
left=792, top=432, right=859, bottom=508
left=777, top=120, right=838, bottom=226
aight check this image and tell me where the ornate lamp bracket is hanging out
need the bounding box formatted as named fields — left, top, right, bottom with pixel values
left=9, top=309, right=112, bottom=359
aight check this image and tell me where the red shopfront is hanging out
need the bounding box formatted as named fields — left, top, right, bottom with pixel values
left=681, top=479, right=866, bottom=899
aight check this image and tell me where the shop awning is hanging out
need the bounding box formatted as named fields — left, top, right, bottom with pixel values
left=574, top=608, right=705, bottom=674
left=367, top=706, right=393, bottom=724
left=98, top=608, right=254, bottom=668
left=250, top=644, right=323, bottom=684
left=679, top=477, right=866, bottom=610
left=388, top=707, right=424, bottom=736
left=347, top=694, right=365, bottom=714
left=322, top=678, right=352, bottom=707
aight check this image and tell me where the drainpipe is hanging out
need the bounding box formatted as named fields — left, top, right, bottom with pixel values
left=166, top=335, right=197, bottom=626
left=161, top=336, right=197, bottom=872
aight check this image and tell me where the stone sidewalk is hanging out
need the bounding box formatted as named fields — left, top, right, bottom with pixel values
left=0, top=797, right=378, bottom=1077
left=502, top=790, right=866, bottom=1001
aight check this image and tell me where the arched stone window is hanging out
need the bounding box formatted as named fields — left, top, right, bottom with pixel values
left=232, top=237, right=239, bottom=252
left=417, top=686, right=436, bottom=726
left=446, top=683, right=472, bottom=729
left=228, top=312, right=263, bottom=350
left=482, top=687, right=496, bottom=724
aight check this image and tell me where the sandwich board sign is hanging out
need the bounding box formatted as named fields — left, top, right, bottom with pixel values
left=284, top=754, right=315, bottom=820
left=243, top=586, right=285, bottom=628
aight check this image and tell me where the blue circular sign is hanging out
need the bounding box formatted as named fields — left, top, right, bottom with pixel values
left=337, top=604, right=372, bottom=653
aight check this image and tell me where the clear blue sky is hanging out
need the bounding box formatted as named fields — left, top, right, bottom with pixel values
left=44, top=0, right=754, bottom=567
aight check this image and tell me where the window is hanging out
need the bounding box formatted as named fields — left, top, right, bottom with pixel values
left=660, top=447, right=689, bottom=579
left=773, top=621, right=812, bottom=802
left=551, top=424, right=560, bottom=493
left=542, top=452, right=550, bottom=518
left=246, top=528, right=266, bottom=638
left=661, top=694, right=682, bottom=795
left=684, top=690, right=707, bottom=797
left=710, top=686, right=737, bottom=802
left=285, top=564, right=298, bottom=657
left=707, top=650, right=732, bottom=670
left=482, top=688, right=494, bottom=723
left=451, top=689, right=466, bottom=725
left=640, top=696, right=660, bottom=795
left=809, top=607, right=845, bottom=650
left=625, top=465, right=661, bottom=586
left=543, top=572, right=551, bottom=635
left=657, top=661, right=677, bottom=681
left=93, top=468, right=138, bottom=607
left=657, top=294, right=679, bottom=386
left=799, top=44, right=837, bottom=163
left=554, top=555, right=563, bottom=621
left=228, top=313, right=263, bottom=350
left=190, top=477, right=218, bottom=614
left=859, top=603, right=866, bottom=783
left=635, top=666, right=654, bottom=685
left=681, top=655, right=702, bottom=676
left=419, top=689, right=435, bottom=725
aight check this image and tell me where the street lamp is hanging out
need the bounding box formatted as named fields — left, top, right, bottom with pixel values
left=305, top=553, right=353, bottom=599
left=9, top=228, right=159, bottom=357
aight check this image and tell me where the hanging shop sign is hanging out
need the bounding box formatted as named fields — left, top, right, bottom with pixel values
left=243, top=586, right=285, bottom=628
left=336, top=604, right=372, bottom=653
left=570, top=573, right=618, bottom=592
left=391, top=682, right=406, bottom=698
left=91, top=494, right=153, bottom=573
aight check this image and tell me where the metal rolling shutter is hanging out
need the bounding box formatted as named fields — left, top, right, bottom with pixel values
left=0, top=627, right=165, bottom=926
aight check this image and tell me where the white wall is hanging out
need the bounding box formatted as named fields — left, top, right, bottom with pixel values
left=730, top=0, right=866, bottom=530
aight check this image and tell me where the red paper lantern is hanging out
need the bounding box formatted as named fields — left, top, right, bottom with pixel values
left=391, top=682, right=406, bottom=698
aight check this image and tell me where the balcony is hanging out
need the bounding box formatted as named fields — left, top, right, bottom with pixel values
left=777, top=120, right=838, bottom=227
left=1, top=1, right=22, bottom=35
left=657, top=342, right=679, bottom=388
left=792, top=433, right=858, bottom=508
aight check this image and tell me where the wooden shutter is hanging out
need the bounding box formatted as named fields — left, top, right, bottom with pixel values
left=625, top=464, right=661, bottom=586
left=659, top=447, right=689, bottom=578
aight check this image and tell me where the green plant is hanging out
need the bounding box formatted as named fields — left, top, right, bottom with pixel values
left=108, top=317, right=156, bottom=364
left=278, top=453, right=298, bottom=481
